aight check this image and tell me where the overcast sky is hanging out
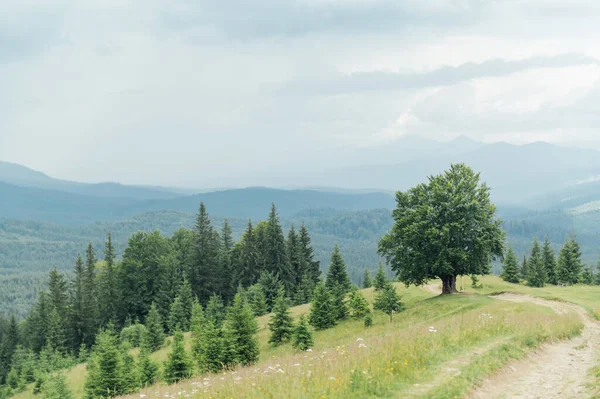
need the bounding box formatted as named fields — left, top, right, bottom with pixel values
left=1, top=0, right=600, bottom=186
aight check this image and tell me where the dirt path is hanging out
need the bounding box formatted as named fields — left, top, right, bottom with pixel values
left=423, top=281, right=600, bottom=399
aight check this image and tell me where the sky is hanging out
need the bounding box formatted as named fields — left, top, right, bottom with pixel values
left=1, top=0, right=600, bottom=186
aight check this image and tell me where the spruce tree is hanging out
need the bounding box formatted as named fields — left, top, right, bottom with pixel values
left=347, top=289, right=370, bottom=319
left=191, top=202, right=221, bottom=304
left=287, top=225, right=304, bottom=293
left=99, top=232, right=118, bottom=326
left=373, top=263, right=388, bottom=291
left=119, top=343, right=139, bottom=394
left=221, top=294, right=259, bottom=367
left=325, top=245, right=352, bottom=292
left=266, top=204, right=292, bottom=291
left=84, top=329, right=125, bottom=398
left=299, top=222, right=321, bottom=287
left=500, top=247, right=520, bottom=283
left=163, top=330, right=193, bottom=384
left=331, top=283, right=348, bottom=321
left=558, top=236, right=583, bottom=285
left=520, top=255, right=529, bottom=280
left=69, top=254, right=86, bottom=353
left=374, top=282, right=403, bottom=322
left=144, top=303, right=165, bottom=352
left=309, top=283, right=336, bottom=330
left=581, top=266, right=595, bottom=285
left=195, top=320, right=224, bottom=373
left=257, top=271, right=284, bottom=312
left=221, top=219, right=234, bottom=251
left=137, top=346, right=158, bottom=387
left=168, top=297, right=187, bottom=333
left=247, top=284, right=268, bottom=317
left=527, top=238, right=546, bottom=287
left=82, top=243, right=99, bottom=348
left=268, top=287, right=294, bottom=346
left=190, top=299, right=204, bottom=359
left=205, top=294, right=226, bottom=328
left=292, top=315, right=314, bottom=351
left=42, top=373, right=73, bottom=399
left=362, top=269, right=372, bottom=289
left=542, top=237, right=558, bottom=285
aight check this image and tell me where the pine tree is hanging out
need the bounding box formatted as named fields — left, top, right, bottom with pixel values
left=362, top=269, right=372, bottom=289
left=46, top=307, right=66, bottom=352
left=325, top=245, right=352, bottom=292
left=331, top=283, right=348, bottom=321
left=205, top=294, right=226, bottom=328
left=266, top=204, right=292, bottom=291
left=520, top=255, right=529, bottom=280
left=268, top=287, right=294, bottom=346
left=221, top=294, right=259, bottom=367
left=82, top=243, right=99, bottom=348
left=221, top=219, right=234, bottom=251
left=42, top=373, right=73, bottom=399
left=500, top=247, right=520, bottom=283
left=47, top=269, right=68, bottom=319
left=373, top=263, right=388, bottom=291
left=163, top=330, right=193, bottom=384
left=144, top=303, right=165, bottom=352
left=137, top=346, right=158, bottom=387
left=542, top=237, right=558, bottom=285
left=258, top=271, right=284, bottom=312
left=527, top=238, right=546, bottom=287
left=190, top=300, right=205, bottom=361
left=155, top=253, right=185, bottom=324
left=299, top=223, right=321, bottom=285
left=247, top=285, right=268, bottom=317
left=195, top=320, right=224, bottom=373
left=84, top=329, right=125, bottom=398
left=119, top=343, right=139, bottom=394
left=287, top=225, right=304, bottom=293
left=581, top=266, right=595, bottom=285
left=168, top=297, right=187, bottom=333
left=234, top=220, right=261, bottom=288
left=99, top=232, right=119, bottom=326
left=292, top=315, right=314, bottom=351
left=309, top=283, right=336, bottom=330
left=69, top=254, right=86, bottom=353
left=374, top=282, right=403, bottom=322
left=191, top=202, right=221, bottom=304
left=347, top=289, right=370, bottom=319
left=558, top=236, right=583, bottom=285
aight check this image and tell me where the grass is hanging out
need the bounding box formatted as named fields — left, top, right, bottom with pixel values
left=11, top=281, right=585, bottom=399
left=457, top=275, right=600, bottom=319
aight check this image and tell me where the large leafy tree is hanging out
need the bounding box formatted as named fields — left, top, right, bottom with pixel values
left=379, top=164, right=505, bottom=294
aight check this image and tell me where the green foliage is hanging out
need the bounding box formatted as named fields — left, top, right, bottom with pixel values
left=542, top=237, right=558, bottom=285
left=84, top=329, right=128, bottom=398
left=520, top=255, right=529, bottom=280
left=331, top=284, right=348, bottom=321
left=500, top=247, right=520, bottom=283
left=373, top=282, right=403, bottom=322
left=347, top=289, right=370, bottom=319
left=373, top=263, right=388, bottom=291
left=379, top=164, right=505, bottom=294
left=364, top=313, right=373, bottom=328
left=119, top=323, right=148, bottom=348
left=168, top=297, right=187, bottom=333
left=309, top=283, right=336, bottom=330
left=247, top=284, right=268, bottom=317
left=292, top=315, right=314, bottom=351
left=163, top=330, right=193, bottom=385
left=257, top=271, right=283, bottom=312
left=144, top=303, right=165, bottom=352
left=137, top=346, right=159, bottom=387
left=558, top=236, right=583, bottom=285
left=325, top=245, right=352, bottom=293
left=42, top=373, right=73, bottom=399
left=268, top=287, right=294, bottom=346
left=362, top=269, right=372, bottom=289
left=194, top=320, right=224, bottom=373
left=221, top=294, right=259, bottom=367
left=527, top=238, right=547, bottom=288
left=205, top=294, right=226, bottom=328
left=581, top=267, right=595, bottom=285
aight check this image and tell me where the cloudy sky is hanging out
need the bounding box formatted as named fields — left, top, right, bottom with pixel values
left=1, top=0, right=600, bottom=186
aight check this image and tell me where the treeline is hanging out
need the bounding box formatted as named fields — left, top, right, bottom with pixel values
left=0, top=203, right=327, bottom=398
left=501, top=235, right=598, bottom=287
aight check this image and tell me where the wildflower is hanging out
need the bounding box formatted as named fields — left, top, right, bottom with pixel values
left=356, top=338, right=364, bottom=341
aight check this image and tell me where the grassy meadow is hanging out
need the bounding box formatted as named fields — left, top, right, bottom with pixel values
left=12, top=279, right=588, bottom=399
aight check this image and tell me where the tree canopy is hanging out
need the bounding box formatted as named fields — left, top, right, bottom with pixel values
left=378, top=164, right=505, bottom=294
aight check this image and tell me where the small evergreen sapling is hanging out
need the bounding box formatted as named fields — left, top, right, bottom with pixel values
left=347, top=289, right=370, bottom=319
left=144, top=303, right=165, bottom=352
left=42, top=373, right=73, bottom=399
left=163, top=330, right=193, bottom=384
left=373, top=282, right=402, bottom=322
left=362, top=269, right=372, bottom=289
left=292, top=315, right=314, bottom=351
left=309, top=283, right=336, bottom=330
left=500, top=247, right=520, bottom=283
left=373, top=263, right=388, bottom=291
left=268, top=287, right=294, bottom=346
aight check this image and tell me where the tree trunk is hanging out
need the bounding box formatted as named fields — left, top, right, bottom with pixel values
left=441, top=276, right=458, bottom=294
